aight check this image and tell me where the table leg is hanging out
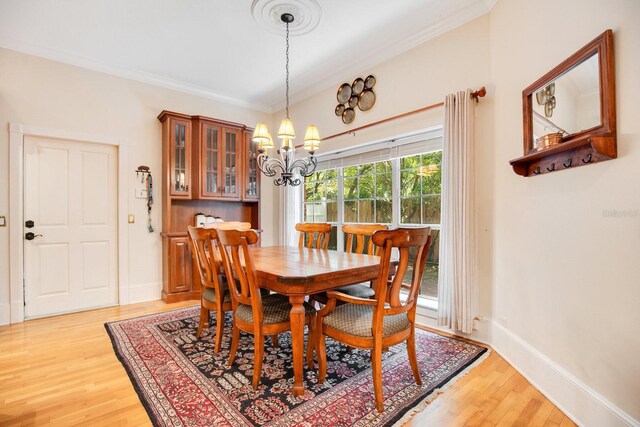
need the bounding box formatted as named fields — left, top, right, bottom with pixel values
left=289, top=295, right=305, bottom=396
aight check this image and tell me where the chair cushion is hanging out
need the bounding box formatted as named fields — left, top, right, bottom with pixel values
left=333, top=284, right=375, bottom=298
left=202, top=281, right=231, bottom=305
left=323, top=303, right=409, bottom=338
left=236, top=294, right=316, bottom=325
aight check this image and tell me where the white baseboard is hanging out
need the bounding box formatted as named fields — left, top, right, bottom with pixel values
left=0, top=303, right=10, bottom=325
left=491, top=321, right=638, bottom=427
left=127, top=282, right=162, bottom=304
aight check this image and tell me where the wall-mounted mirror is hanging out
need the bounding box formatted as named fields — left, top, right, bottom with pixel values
left=512, top=30, right=616, bottom=177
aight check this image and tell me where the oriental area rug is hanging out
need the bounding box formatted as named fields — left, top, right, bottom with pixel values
left=105, top=307, right=487, bottom=427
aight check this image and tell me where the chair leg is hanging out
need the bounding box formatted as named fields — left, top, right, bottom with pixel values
left=407, top=328, right=422, bottom=385
left=305, top=316, right=316, bottom=369
left=214, top=309, right=224, bottom=353
left=371, top=340, right=384, bottom=413
left=317, top=319, right=327, bottom=383
left=196, top=306, right=207, bottom=339
left=252, top=333, right=265, bottom=389
left=227, top=324, right=240, bottom=367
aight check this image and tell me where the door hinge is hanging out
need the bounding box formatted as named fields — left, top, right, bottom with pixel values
left=23, top=278, right=26, bottom=307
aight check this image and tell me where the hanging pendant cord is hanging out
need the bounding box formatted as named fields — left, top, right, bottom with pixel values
left=285, top=20, right=290, bottom=118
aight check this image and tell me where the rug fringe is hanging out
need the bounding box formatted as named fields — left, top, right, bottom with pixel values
left=392, top=349, right=491, bottom=426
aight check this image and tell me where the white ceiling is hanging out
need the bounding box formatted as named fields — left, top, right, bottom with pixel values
left=0, top=0, right=495, bottom=112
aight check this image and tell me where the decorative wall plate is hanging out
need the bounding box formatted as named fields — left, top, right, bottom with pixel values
left=337, top=83, right=352, bottom=104
left=364, top=75, right=376, bottom=89
left=358, top=89, right=376, bottom=111
left=352, top=78, right=365, bottom=95
left=335, top=74, right=376, bottom=123
left=342, top=108, right=355, bottom=124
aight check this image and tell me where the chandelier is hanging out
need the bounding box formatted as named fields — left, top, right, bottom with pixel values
left=252, top=13, right=320, bottom=187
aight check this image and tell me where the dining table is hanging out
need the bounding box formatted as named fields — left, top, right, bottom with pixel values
left=250, top=245, right=381, bottom=396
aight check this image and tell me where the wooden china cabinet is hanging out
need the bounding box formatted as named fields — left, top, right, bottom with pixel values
left=158, top=111, right=261, bottom=302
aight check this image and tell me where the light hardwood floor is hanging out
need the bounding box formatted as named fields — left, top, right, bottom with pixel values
left=0, top=301, right=575, bottom=426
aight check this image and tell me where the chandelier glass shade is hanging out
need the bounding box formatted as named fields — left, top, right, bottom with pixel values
left=253, top=13, right=319, bottom=187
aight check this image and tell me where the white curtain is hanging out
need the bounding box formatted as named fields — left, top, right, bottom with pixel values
left=437, top=89, right=476, bottom=334
left=280, top=184, right=302, bottom=246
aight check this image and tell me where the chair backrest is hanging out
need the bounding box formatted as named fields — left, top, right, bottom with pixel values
left=205, top=221, right=252, bottom=230
left=371, top=228, right=432, bottom=315
left=187, top=226, right=224, bottom=293
left=215, top=228, right=264, bottom=320
left=343, top=224, right=388, bottom=256
left=296, top=223, right=331, bottom=249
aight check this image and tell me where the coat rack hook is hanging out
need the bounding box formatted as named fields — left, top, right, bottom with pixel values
left=563, top=158, right=572, bottom=168
left=582, top=153, right=593, bottom=164
left=546, top=163, right=555, bottom=172
left=533, top=166, right=541, bottom=175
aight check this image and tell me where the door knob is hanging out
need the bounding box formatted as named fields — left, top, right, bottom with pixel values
left=25, top=220, right=35, bottom=228
left=25, top=232, right=43, bottom=240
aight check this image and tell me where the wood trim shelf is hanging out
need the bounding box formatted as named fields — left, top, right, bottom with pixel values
left=510, top=134, right=616, bottom=177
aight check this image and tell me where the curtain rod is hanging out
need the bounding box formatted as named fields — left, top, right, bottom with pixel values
left=316, top=86, right=486, bottom=143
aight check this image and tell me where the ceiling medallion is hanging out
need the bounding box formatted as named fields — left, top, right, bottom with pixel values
left=251, top=0, right=322, bottom=36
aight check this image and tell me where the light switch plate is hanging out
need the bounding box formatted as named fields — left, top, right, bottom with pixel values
left=135, top=188, right=147, bottom=199
left=0, top=216, right=6, bottom=227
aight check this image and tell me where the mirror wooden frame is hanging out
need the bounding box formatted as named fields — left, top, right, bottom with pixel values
left=511, top=29, right=616, bottom=177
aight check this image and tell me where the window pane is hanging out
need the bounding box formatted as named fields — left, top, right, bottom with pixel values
left=376, top=199, right=392, bottom=223
left=344, top=200, right=357, bottom=222
left=376, top=173, right=392, bottom=198
left=344, top=166, right=358, bottom=177
left=344, top=177, right=358, bottom=199
left=359, top=175, right=374, bottom=199
left=304, top=183, right=314, bottom=202
left=401, top=170, right=420, bottom=196
left=421, top=167, right=441, bottom=195
left=314, top=203, right=326, bottom=222
left=359, top=200, right=374, bottom=223
left=401, top=155, right=420, bottom=169
left=326, top=201, right=338, bottom=222
left=314, top=182, right=325, bottom=201
left=422, top=151, right=442, bottom=165
left=304, top=203, right=313, bottom=222
left=422, top=195, right=441, bottom=224
left=421, top=228, right=440, bottom=299
left=376, top=161, right=392, bottom=173
left=359, top=163, right=374, bottom=175
left=325, top=169, right=337, bottom=180
left=401, top=197, right=421, bottom=224
left=401, top=228, right=440, bottom=299
left=326, top=180, right=338, bottom=200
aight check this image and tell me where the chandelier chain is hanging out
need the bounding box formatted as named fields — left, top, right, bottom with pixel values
left=285, top=20, right=290, bottom=118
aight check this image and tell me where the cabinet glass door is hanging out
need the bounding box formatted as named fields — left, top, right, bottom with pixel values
left=223, top=129, right=240, bottom=198
left=203, top=126, right=220, bottom=196
left=245, top=131, right=260, bottom=199
left=170, top=119, right=191, bottom=197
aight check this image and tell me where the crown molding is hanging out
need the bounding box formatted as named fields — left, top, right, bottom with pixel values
left=0, top=37, right=273, bottom=113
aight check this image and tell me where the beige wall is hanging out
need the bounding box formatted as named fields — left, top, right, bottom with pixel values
left=0, top=48, right=275, bottom=313
left=489, top=0, right=640, bottom=421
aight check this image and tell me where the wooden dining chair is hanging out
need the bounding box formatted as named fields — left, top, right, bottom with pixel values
left=316, top=227, right=432, bottom=412
left=296, top=223, right=331, bottom=249
left=311, top=223, right=387, bottom=306
left=187, top=226, right=233, bottom=352
left=215, top=228, right=317, bottom=389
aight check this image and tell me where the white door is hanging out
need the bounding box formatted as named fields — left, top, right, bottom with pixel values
left=24, top=136, right=118, bottom=318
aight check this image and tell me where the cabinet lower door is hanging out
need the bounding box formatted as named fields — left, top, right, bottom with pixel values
left=168, top=237, right=192, bottom=293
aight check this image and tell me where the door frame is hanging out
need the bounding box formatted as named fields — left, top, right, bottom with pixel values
left=8, top=123, right=129, bottom=323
